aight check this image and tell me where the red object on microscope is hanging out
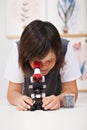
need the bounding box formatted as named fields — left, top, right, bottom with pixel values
left=33, top=61, right=42, bottom=82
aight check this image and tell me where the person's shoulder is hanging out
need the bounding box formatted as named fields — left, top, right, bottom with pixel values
left=9, top=41, right=19, bottom=57
left=64, top=40, right=77, bottom=61
left=66, top=40, right=74, bottom=53
left=61, top=38, right=69, bottom=56
left=61, top=38, right=69, bottom=45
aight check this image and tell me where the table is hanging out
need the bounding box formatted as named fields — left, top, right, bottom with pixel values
left=0, top=92, right=87, bottom=130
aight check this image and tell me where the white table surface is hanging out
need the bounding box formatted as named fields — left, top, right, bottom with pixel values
left=0, top=92, right=87, bottom=130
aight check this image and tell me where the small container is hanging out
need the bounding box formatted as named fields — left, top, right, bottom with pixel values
left=63, top=93, right=75, bottom=108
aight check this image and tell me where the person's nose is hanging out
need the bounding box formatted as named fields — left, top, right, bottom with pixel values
left=40, top=62, right=47, bottom=70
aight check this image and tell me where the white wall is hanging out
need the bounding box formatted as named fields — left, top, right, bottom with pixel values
left=0, top=0, right=14, bottom=99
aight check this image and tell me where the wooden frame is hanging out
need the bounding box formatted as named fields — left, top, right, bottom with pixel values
left=7, top=34, right=87, bottom=39
left=61, top=34, right=87, bottom=38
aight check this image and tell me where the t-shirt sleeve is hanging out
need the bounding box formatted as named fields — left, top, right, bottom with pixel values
left=4, top=43, right=24, bottom=83
left=60, top=41, right=81, bottom=82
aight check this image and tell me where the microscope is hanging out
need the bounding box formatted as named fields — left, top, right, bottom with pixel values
left=29, top=61, right=46, bottom=111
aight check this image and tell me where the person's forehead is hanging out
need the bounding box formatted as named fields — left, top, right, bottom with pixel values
left=41, top=50, right=56, bottom=61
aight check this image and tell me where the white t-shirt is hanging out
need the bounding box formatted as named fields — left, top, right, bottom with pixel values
left=4, top=41, right=81, bottom=83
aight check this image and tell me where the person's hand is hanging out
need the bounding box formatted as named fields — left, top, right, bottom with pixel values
left=42, top=95, right=61, bottom=110
left=16, top=95, right=33, bottom=111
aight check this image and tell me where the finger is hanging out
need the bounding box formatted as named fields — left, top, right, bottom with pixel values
left=44, top=100, right=60, bottom=110
left=50, top=104, right=60, bottom=110
left=21, top=101, right=31, bottom=110
left=43, top=100, right=56, bottom=110
left=17, top=104, right=28, bottom=111
left=22, top=96, right=33, bottom=106
left=42, top=95, right=56, bottom=108
left=42, top=97, right=52, bottom=106
left=17, top=98, right=31, bottom=110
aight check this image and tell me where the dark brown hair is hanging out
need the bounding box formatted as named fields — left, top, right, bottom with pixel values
left=18, top=20, right=64, bottom=76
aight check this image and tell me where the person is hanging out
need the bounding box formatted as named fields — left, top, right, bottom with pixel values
left=4, top=20, right=81, bottom=111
